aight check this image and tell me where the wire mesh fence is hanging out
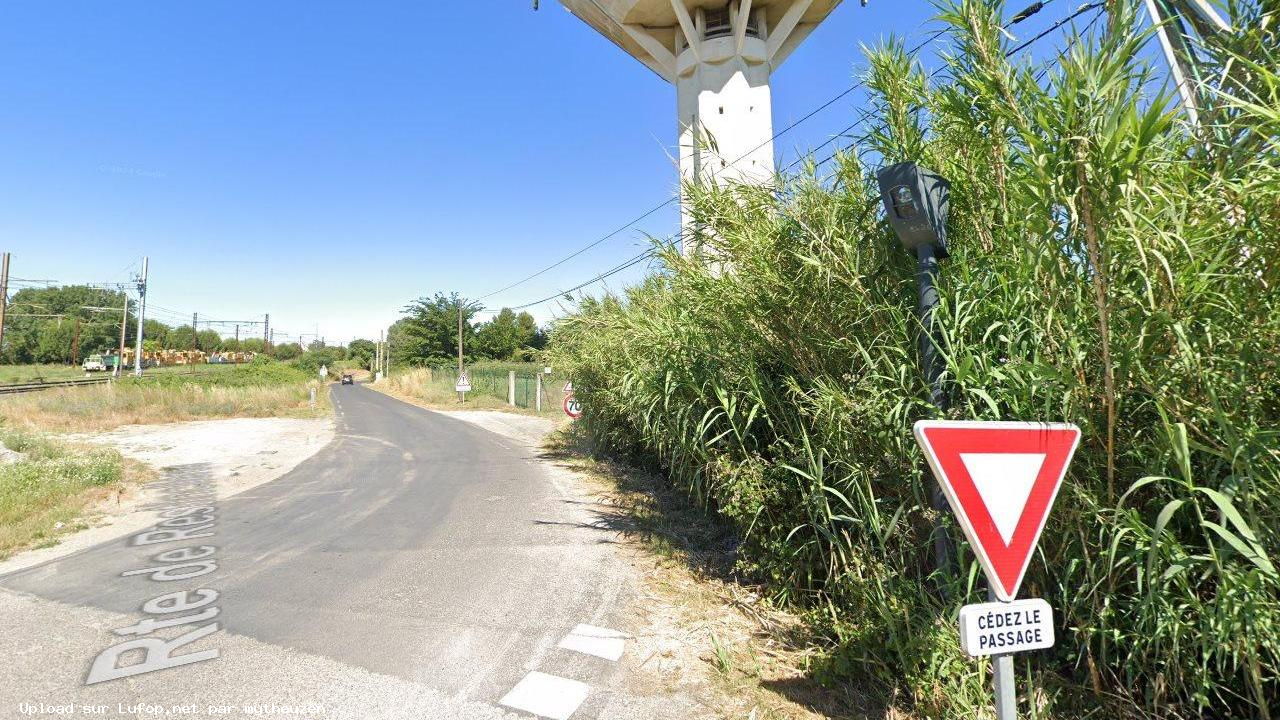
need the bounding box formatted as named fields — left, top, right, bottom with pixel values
left=417, top=364, right=567, bottom=415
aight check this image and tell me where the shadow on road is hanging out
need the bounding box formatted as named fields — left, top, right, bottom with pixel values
left=531, top=424, right=897, bottom=720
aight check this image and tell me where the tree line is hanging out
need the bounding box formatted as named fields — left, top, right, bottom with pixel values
left=386, top=293, right=546, bottom=367
left=1, top=286, right=548, bottom=370
left=0, top=285, right=305, bottom=364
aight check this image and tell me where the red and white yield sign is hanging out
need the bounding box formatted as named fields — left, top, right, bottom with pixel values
left=914, top=421, right=1081, bottom=601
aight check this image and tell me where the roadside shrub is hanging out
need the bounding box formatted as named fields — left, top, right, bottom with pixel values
left=0, top=358, right=324, bottom=433
left=141, top=357, right=312, bottom=389
left=0, top=428, right=124, bottom=557
left=548, top=3, right=1279, bottom=717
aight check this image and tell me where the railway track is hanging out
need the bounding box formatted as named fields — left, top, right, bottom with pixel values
left=0, top=370, right=218, bottom=396
left=0, top=376, right=115, bottom=395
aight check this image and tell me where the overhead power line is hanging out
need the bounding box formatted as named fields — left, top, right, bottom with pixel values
left=1008, top=1, right=1104, bottom=56
left=482, top=3, right=1060, bottom=306
left=509, top=244, right=666, bottom=311
left=505, top=2, right=1100, bottom=313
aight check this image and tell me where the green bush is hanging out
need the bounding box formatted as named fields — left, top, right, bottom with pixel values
left=0, top=428, right=124, bottom=557
left=138, top=357, right=311, bottom=389
left=548, top=3, right=1278, bottom=718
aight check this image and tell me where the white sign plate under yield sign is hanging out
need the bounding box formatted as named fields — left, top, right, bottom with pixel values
left=958, top=598, right=1055, bottom=657
left=913, top=420, right=1081, bottom=602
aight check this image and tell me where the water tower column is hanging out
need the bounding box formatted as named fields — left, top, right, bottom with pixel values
left=673, top=2, right=776, bottom=253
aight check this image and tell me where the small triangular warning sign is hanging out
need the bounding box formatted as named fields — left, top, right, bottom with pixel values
left=914, top=421, right=1081, bottom=601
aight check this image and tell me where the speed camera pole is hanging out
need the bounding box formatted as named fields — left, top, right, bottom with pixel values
left=916, top=242, right=947, bottom=409
left=877, top=163, right=956, bottom=578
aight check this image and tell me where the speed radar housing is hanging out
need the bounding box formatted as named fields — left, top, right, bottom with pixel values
left=877, top=162, right=951, bottom=258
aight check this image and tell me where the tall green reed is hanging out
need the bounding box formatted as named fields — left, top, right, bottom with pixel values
left=549, top=2, right=1278, bottom=716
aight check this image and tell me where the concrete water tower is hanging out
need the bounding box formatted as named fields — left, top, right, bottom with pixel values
left=559, top=1, right=844, bottom=252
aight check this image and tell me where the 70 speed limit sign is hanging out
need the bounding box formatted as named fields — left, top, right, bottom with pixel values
left=563, top=395, right=583, bottom=419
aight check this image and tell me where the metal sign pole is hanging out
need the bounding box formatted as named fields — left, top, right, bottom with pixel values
left=989, top=587, right=1017, bottom=719
left=916, top=242, right=955, bottom=576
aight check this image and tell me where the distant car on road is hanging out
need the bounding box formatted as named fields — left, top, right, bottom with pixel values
left=341, top=373, right=354, bottom=385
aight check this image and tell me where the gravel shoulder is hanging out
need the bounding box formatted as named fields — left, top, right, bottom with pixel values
left=0, top=417, right=334, bottom=576
left=429, top=409, right=560, bottom=447
left=440, top=411, right=838, bottom=719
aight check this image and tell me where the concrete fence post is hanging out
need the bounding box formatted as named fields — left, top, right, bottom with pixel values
left=508, top=371, right=516, bottom=406
left=535, top=373, right=542, bottom=413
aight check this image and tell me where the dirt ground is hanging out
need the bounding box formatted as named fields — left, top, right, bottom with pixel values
left=440, top=410, right=876, bottom=720
left=0, top=417, right=334, bottom=576
left=3, top=404, right=865, bottom=718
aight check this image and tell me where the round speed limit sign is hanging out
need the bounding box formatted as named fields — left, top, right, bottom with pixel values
left=563, top=394, right=583, bottom=419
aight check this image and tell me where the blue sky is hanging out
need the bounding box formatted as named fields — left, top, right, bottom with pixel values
left=0, top=1, right=1102, bottom=344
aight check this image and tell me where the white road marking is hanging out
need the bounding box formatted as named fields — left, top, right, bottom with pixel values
left=498, top=671, right=589, bottom=720
left=557, top=624, right=627, bottom=662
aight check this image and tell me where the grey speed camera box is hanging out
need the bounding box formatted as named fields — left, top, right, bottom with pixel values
left=877, top=162, right=950, bottom=258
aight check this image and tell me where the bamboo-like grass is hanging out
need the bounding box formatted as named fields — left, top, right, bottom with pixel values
left=548, top=3, right=1279, bottom=717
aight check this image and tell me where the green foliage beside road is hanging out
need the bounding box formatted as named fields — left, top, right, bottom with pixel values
left=1, top=286, right=134, bottom=365
left=145, top=357, right=314, bottom=388
left=0, top=357, right=321, bottom=557
left=0, top=429, right=128, bottom=559
left=387, top=292, right=547, bottom=367
left=0, top=358, right=326, bottom=433
left=549, top=5, right=1279, bottom=718
left=377, top=362, right=565, bottom=416
left=473, top=308, right=546, bottom=361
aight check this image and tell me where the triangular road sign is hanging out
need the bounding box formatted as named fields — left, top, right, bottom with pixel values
left=914, top=421, right=1081, bottom=601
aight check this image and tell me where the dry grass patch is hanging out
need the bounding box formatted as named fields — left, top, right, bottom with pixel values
left=542, top=426, right=908, bottom=720
left=0, top=428, right=153, bottom=559
left=372, top=368, right=549, bottom=417
left=0, top=381, right=329, bottom=433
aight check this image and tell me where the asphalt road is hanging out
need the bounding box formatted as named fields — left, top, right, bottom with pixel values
left=0, top=386, right=660, bottom=719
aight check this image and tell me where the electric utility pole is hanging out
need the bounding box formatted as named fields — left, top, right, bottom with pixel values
left=133, top=257, right=148, bottom=377
left=264, top=314, right=270, bottom=352
left=457, top=301, right=465, bottom=402
left=1144, top=0, right=1233, bottom=133
left=0, top=252, right=10, bottom=358
left=192, top=313, right=199, bottom=351
left=117, top=291, right=128, bottom=377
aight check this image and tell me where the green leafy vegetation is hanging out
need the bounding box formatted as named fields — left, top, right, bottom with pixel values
left=0, top=285, right=279, bottom=364
left=387, top=292, right=547, bottom=366
left=0, top=428, right=129, bottom=559
left=376, top=362, right=565, bottom=416
left=548, top=3, right=1278, bottom=718
left=0, top=357, right=327, bottom=433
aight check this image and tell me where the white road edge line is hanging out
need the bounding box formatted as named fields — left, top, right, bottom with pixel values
left=556, top=624, right=628, bottom=662
left=498, top=671, right=590, bottom=720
